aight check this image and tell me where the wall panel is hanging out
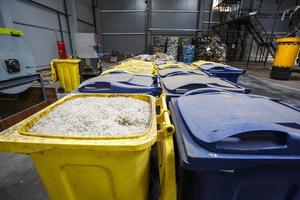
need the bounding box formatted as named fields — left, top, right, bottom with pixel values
left=6, top=0, right=95, bottom=69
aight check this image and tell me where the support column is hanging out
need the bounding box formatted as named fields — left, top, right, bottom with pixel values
left=197, top=0, right=205, bottom=35
left=95, top=0, right=103, bottom=52
left=65, top=0, right=78, bottom=56
left=146, top=0, right=152, bottom=53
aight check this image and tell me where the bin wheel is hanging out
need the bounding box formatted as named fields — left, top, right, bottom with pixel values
left=270, top=67, right=292, bottom=80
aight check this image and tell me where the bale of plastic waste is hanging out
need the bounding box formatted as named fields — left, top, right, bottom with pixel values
left=153, top=35, right=167, bottom=53
left=182, top=45, right=195, bottom=64
left=166, top=37, right=179, bottom=60
left=178, top=38, right=191, bottom=61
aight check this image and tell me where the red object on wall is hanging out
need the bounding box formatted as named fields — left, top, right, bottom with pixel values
left=56, top=41, right=67, bottom=59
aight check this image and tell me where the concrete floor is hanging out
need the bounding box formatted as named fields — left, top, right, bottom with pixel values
left=0, top=153, right=47, bottom=200
left=0, top=63, right=300, bottom=200
left=236, top=65, right=300, bottom=107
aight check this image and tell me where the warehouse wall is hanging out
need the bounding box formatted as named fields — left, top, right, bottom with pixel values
left=98, top=0, right=147, bottom=54
left=5, top=0, right=95, bottom=70
left=151, top=0, right=198, bottom=30
left=97, top=0, right=214, bottom=54
left=75, top=0, right=96, bottom=33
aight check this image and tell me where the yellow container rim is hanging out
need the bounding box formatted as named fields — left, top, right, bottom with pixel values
left=101, top=69, right=155, bottom=77
left=121, top=59, right=155, bottom=64
left=0, top=94, right=157, bottom=152
left=52, top=59, right=81, bottom=63
left=276, top=37, right=300, bottom=43
left=19, top=93, right=156, bottom=140
left=192, top=60, right=227, bottom=67
left=158, top=63, right=178, bottom=70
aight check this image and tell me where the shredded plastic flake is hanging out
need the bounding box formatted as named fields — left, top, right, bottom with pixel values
left=30, top=97, right=151, bottom=137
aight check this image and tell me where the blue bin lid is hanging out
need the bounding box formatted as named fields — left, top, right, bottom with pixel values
left=200, top=64, right=245, bottom=74
left=158, top=68, right=206, bottom=78
left=177, top=89, right=300, bottom=155
left=161, top=74, right=247, bottom=95
left=78, top=72, right=160, bottom=94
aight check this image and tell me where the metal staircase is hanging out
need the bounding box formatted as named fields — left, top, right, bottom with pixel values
left=212, top=12, right=277, bottom=62
left=246, top=15, right=276, bottom=57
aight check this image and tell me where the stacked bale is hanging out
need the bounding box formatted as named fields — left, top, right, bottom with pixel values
left=152, top=36, right=167, bottom=53
left=178, top=38, right=191, bottom=61
left=194, top=35, right=226, bottom=62
left=166, top=37, right=179, bottom=60
left=182, top=45, right=196, bottom=64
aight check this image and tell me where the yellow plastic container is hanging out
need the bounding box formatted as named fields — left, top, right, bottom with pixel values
left=273, top=37, right=300, bottom=68
left=115, top=64, right=155, bottom=75
left=102, top=67, right=155, bottom=76
left=157, top=61, right=178, bottom=70
left=103, top=64, right=155, bottom=76
left=101, top=59, right=157, bottom=76
left=158, top=61, right=198, bottom=70
left=51, top=59, right=81, bottom=92
left=120, top=59, right=156, bottom=69
left=0, top=93, right=176, bottom=200
left=101, top=68, right=131, bottom=75
left=116, top=59, right=157, bottom=75
left=192, top=60, right=226, bottom=67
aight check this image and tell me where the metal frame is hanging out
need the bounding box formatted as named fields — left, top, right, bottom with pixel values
left=0, top=74, right=47, bottom=101
left=0, top=79, right=57, bottom=131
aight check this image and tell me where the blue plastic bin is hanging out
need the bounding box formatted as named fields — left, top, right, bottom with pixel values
left=158, top=68, right=206, bottom=78
left=77, top=72, right=161, bottom=96
left=200, top=64, right=245, bottom=84
left=161, top=74, right=249, bottom=101
left=169, top=88, right=300, bottom=200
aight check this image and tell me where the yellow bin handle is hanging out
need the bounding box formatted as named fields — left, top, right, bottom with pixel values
left=50, top=61, right=58, bottom=81
left=156, top=94, right=176, bottom=200
left=156, top=94, right=175, bottom=139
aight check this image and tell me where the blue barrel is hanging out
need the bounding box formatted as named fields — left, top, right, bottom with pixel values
left=200, top=64, right=245, bottom=84
left=161, top=73, right=249, bottom=101
left=77, top=72, right=161, bottom=96
left=169, top=88, right=300, bottom=200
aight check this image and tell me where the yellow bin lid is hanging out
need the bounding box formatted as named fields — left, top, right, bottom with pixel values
left=276, top=37, right=300, bottom=43
left=52, top=59, right=81, bottom=63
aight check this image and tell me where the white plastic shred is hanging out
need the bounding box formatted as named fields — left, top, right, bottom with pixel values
left=30, top=97, right=151, bottom=136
